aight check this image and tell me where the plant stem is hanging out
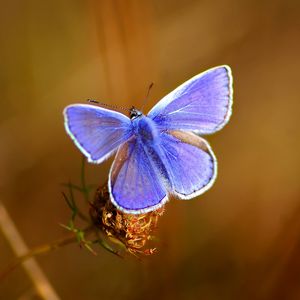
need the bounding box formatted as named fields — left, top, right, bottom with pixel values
left=0, top=225, right=94, bottom=282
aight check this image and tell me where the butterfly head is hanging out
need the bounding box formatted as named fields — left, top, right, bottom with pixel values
left=129, top=106, right=143, bottom=120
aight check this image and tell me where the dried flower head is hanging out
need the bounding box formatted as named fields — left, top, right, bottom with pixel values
left=89, top=183, right=164, bottom=256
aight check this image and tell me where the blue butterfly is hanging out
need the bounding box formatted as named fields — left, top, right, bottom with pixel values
left=64, top=65, right=233, bottom=214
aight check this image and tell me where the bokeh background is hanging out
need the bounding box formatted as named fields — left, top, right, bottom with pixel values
left=1, top=0, right=300, bottom=299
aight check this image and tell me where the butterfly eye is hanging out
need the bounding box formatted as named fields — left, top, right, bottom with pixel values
left=129, top=107, right=142, bottom=119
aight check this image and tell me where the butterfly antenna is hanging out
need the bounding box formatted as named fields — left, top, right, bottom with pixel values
left=87, top=99, right=130, bottom=113
left=140, top=82, right=154, bottom=113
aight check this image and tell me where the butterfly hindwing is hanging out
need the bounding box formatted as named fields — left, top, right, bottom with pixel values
left=109, top=137, right=168, bottom=214
left=148, top=65, right=233, bottom=134
left=159, top=131, right=217, bottom=199
left=64, top=104, right=133, bottom=163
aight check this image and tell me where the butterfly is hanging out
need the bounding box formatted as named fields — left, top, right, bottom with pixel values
left=64, top=65, right=233, bottom=214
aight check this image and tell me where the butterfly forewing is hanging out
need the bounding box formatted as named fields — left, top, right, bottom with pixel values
left=64, top=104, right=133, bottom=163
left=148, top=65, right=233, bottom=134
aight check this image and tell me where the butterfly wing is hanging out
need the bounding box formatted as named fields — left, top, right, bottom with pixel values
left=64, top=104, right=133, bottom=163
left=148, top=65, right=233, bottom=134
left=109, top=137, right=168, bottom=214
left=159, top=131, right=217, bottom=199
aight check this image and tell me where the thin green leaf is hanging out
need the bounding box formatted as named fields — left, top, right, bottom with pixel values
left=67, top=182, right=76, bottom=208
left=61, top=183, right=83, bottom=192
left=62, top=192, right=74, bottom=210
left=61, top=183, right=96, bottom=193
left=59, top=223, right=72, bottom=231
left=83, top=241, right=97, bottom=256
left=80, top=156, right=90, bottom=202
left=94, top=238, right=123, bottom=258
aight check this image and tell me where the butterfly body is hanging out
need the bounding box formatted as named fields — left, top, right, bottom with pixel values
left=64, top=65, right=233, bottom=214
left=135, top=115, right=160, bottom=145
left=129, top=113, right=170, bottom=184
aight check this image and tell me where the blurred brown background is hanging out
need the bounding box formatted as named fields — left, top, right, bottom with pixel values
left=1, top=0, right=300, bottom=299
